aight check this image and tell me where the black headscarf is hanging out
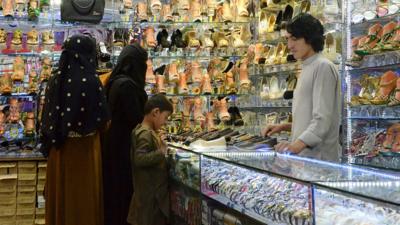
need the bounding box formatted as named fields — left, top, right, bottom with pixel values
left=40, top=35, right=110, bottom=154
left=105, top=43, right=148, bottom=98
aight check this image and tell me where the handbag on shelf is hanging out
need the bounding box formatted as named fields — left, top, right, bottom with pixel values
left=61, top=0, right=105, bottom=24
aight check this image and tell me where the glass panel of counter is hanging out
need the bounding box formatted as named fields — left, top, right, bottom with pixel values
left=201, top=155, right=313, bottom=225
left=314, top=185, right=400, bottom=225
left=201, top=151, right=400, bottom=183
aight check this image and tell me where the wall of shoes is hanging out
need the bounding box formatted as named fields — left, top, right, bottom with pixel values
left=345, top=0, right=400, bottom=170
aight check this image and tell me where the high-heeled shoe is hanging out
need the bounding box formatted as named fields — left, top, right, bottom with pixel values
left=28, top=70, right=37, bottom=94
left=183, top=98, right=193, bottom=117
left=156, top=28, right=170, bottom=48
left=24, top=112, right=35, bottom=136
left=239, top=58, right=251, bottom=90
left=191, top=61, right=202, bottom=84
left=27, top=29, right=39, bottom=46
left=0, top=29, right=6, bottom=45
left=12, top=29, right=22, bottom=46
left=206, top=112, right=217, bottom=131
left=228, top=106, right=244, bottom=126
left=12, top=56, right=25, bottom=81
left=40, top=57, right=52, bottom=82
left=156, top=75, right=167, bottom=94
left=218, top=97, right=231, bottom=121
left=202, top=73, right=212, bottom=94
left=201, top=30, right=214, bottom=48
left=221, top=0, right=233, bottom=22
left=171, top=97, right=182, bottom=121
left=184, top=30, right=201, bottom=48
left=145, top=27, right=157, bottom=48
left=137, top=2, right=148, bottom=22
left=2, top=0, right=14, bottom=17
left=269, top=75, right=280, bottom=99
left=193, top=97, right=206, bottom=121
left=179, top=72, right=189, bottom=94
left=283, top=73, right=297, bottom=99
left=0, top=73, right=12, bottom=94
left=9, top=98, right=20, bottom=123
left=190, top=0, right=202, bottom=22
left=168, top=62, right=179, bottom=83
left=371, top=70, right=398, bottom=105
left=28, top=0, right=40, bottom=20
left=237, top=0, right=249, bottom=17
left=225, top=70, right=237, bottom=94
left=123, top=0, right=133, bottom=9
left=213, top=31, right=229, bottom=48
left=179, top=0, right=190, bottom=11
left=150, top=0, right=162, bottom=12
left=146, top=59, right=156, bottom=84
left=171, top=29, right=187, bottom=49
left=161, top=4, right=173, bottom=22
left=42, top=30, right=55, bottom=45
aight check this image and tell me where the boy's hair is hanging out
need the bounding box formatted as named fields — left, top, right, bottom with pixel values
left=286, top=13, right=325, bottom=52
left=144, top=94, right=173, bottom=114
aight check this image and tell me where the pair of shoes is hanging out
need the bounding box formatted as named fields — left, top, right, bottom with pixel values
left=371, top=70, right=398, bottom=105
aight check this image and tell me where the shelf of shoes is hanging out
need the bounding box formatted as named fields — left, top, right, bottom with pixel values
left=0, top=54, right=59, bottom=158
left=201, top=156, right=312, bottom=225
left=346, top=120, right=400, bottom=170
left=345, top=0, right=400, bottom=170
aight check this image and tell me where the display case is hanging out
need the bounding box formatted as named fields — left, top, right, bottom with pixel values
left=168, top=145, right=400, bottom=225
left=344, top=0, right=400, bottom=170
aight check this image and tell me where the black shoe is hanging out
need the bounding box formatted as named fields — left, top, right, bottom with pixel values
left=171, top=29, right=187, bottom=49
left=157, top=29, right=170, bottom=48
left=228, top=106, right=244, bottom=126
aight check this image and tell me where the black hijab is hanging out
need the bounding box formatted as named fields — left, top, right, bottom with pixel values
left=40, top=35, right=110, bottom=154
left=105, top=43, right=148, bottom=98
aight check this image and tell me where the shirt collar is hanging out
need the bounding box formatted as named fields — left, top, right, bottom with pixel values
left=302, top=53, right=321, bottom=66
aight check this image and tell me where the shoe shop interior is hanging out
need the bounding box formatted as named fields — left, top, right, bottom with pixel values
left=0, top=0, right=399, bottom=224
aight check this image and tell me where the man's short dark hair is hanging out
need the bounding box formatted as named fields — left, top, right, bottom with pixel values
left=286, top=13, right=325, bottom=52
left=144, top=94, right=173, bottom=114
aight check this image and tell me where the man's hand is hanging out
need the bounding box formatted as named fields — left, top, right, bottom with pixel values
left=274, top=140, right=307, bottom=154
left=261, top=123, right=291, bottom=137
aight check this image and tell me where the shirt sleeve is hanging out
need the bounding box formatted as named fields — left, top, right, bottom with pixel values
left=132, top=130, right=165, bottom=167
left=297, top=62, right=339, bottom=148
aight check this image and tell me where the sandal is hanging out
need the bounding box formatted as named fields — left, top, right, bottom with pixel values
left=355, top=23, right=383, bottom=56
left=24, top=112, right=35, bottom=136
left=374, top=21, right=398, bottom=52
left=12, top=56, right=25, bottom=81
left=388, top=78, right=400, bottom=106
left=370, top=70, right=398, bottom=105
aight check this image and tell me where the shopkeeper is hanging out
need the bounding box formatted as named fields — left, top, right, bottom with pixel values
left=262, top=13, right=341, bottom=162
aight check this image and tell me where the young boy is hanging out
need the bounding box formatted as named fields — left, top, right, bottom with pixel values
left=127, top=94, right=173, bottom=225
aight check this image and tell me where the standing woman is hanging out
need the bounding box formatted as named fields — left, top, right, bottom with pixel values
left=41, top=35, right=110, bottom=225
left=103, top=43, right=148, bottom=225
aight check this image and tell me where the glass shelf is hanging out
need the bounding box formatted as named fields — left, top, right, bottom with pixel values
left=349, top=117, right=400, bottom=120
left=249, top=70, right=299, bottom=78
left=351, top=11, right=400, bottom=30
left=0, top=93, right=37, bottom=97
left=238, top=106, right=292, bottom=110
left=149, top=93, right=250, bottom=97
left=347, top=63, right=400, bottom=73
left=349, top=105, right=400, bottom=119
left=347, top=50, right=400, bottom=69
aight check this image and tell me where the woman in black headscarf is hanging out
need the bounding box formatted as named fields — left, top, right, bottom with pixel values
left=41, top=34, right=110, bottom=225
left=103, top=43, right=148, bottom=225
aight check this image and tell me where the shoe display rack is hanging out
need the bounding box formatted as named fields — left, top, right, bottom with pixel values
left=345, top=0, right=400, bottom=170
left=167, top=144, right=400, bottom=225
left=235, top=0, right=343, bottom=136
